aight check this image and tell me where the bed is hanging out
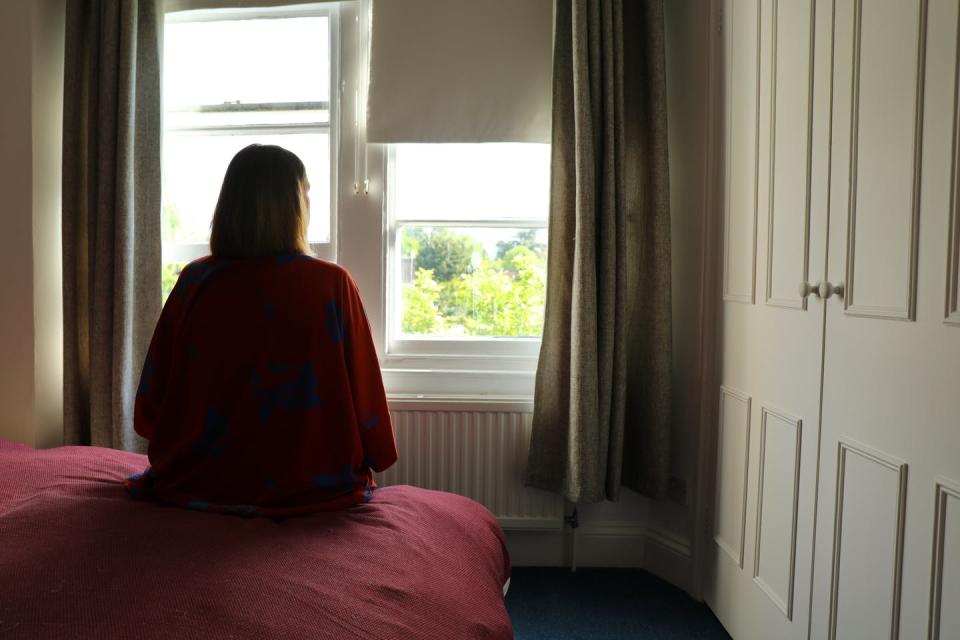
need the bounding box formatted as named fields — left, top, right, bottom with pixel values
left=0, top=440, right=513, bottom=639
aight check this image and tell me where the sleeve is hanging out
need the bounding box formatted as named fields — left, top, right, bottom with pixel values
left=341, top=271, right=398, bottom=473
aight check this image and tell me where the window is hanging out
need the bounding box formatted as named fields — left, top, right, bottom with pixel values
left=161, top=6, right=337, bottom=299
left=385, top=144, right=550, bottom=358
left=160, top=2, right=549, bottom=397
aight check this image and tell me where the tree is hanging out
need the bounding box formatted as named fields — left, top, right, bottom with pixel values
left=402, top=268, right=444, bottom=334
left=495, top=228, right=544, bottom=260
left=400, top=226, right=426, bottom=260
left=415, top=228, right=482, bottom=282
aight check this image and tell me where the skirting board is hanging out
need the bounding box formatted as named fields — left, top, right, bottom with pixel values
left=503, top=523, right=693, bottom=595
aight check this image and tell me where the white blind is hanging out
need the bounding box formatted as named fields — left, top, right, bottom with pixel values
left=367, top=0, right=553, bottom=144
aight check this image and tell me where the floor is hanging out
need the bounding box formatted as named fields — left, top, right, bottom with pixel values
left=505, top=567, right=731, bottom=640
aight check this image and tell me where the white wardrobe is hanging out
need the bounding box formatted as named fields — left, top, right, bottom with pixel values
left=705, top=0, right=960, bottom=638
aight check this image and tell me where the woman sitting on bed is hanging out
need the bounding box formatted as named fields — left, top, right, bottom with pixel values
left=125, top=144, right=398, bottom=517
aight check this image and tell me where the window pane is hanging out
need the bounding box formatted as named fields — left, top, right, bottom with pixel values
left=398, top=226, right=547, bottom=338
left=164, top=17, right=330, bottom=108
left=163, top=132, right=331, bottom=244
left=393, top=144, right=550, bottom=221
left=162, top=262, right=186, bottom=303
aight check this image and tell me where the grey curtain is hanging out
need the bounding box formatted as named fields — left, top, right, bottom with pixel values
left=62, top=0, right=163, bottom=451
left=526, top=0, right=672, bottom=503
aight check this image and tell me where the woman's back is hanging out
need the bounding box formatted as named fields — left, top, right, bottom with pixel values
left=127, top=254, right=397, bottom=516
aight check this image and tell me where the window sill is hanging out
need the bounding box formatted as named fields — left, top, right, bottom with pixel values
left=382, top=366, right=536, bottom=398
left=386, top=393, right=534, bottom=413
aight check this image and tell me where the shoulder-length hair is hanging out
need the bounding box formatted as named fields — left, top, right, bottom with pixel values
left=209, top=144, right=311, bottom=258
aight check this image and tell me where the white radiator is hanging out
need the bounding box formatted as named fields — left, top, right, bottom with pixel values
left=376, top=406, right=564, bottom=530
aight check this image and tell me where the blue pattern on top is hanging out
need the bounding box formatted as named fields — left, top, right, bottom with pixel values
left=310, top=464, right=361, bottom=489
left=325, top=301, right=345, bottom=343
left=193, top=406, right=229, bottom=457
left=250, top=363, right=323, bottom=423
left=359, top=417, right=380, bottom=430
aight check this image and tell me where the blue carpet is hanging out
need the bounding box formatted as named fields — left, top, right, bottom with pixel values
left=505, top=567, right=731, bottom=639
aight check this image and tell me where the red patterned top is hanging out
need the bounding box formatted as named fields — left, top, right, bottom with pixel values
left=125, top=254, right=398, bottom=517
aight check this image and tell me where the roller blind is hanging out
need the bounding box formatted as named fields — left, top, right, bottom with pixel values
left=367, top=0, right=553, bottom=144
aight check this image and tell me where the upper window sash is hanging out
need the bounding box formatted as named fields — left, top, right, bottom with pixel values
left=160, top=4, right=340, bottom=263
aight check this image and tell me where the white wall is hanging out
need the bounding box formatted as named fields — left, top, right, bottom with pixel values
left=647, top=0, right=713, bottom=591
left=0, top=0, right=65, bottom=447
left=32, top=0, right=66, bottom=449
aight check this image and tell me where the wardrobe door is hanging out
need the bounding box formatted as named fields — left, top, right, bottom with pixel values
left=705, top=0, right=833, bottom=637
left=809, top=0, right=960, bottom=638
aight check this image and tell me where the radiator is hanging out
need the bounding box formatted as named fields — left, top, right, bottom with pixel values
left=375, top=407, right=564, bottom=529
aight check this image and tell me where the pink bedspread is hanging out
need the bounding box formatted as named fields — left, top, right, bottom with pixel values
left=0, top=441, right=513, bottom=639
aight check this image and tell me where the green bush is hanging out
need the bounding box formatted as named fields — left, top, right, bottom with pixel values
left=402, top=231, right=547, bottom=338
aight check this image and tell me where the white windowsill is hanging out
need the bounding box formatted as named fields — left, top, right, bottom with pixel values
left=382, top=366, right=536, bottom=399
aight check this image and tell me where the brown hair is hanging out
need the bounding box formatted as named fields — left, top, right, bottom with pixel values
left=209, top=144, right=311, bottom=258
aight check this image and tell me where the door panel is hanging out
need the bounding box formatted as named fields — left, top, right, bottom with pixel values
left=828, top=440, right=908, bottom=640
left=752, top=406, right=803, bottom=620
left=809, top=0, right=960, bottom=638
left=722, top=0, right=762, bottom=304
left=765, top=0, right=816, bottom=309
left=705, top=0, right=830, bottom=637
left=716, top=387, right=753, bottom=567
left=842, top=0, right=924, bottom=320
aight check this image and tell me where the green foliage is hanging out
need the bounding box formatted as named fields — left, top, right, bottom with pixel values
left=402, top=268, right=444, bottom=334
left=161, top=263, right=184, bottom=304
left=162, top=200, right=183, bottom=243
left=402, top=229, right=547, bottom=338
left=161, top=198, right=187, bottom=305
left=414, top=228, right=483, bottom=282
left=495, top=228, right=544, bottom=260
left=401, top=226, right=426, bottom=260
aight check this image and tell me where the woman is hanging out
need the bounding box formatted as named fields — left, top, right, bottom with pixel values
left=126, top=144, right=397, bottom=517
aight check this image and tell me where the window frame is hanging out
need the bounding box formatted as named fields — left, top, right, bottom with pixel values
left=161, top=0, right=544, bottom=398
left=161, top=4, right=340, bottom=265
left=383, top=144, right=547, bottom=360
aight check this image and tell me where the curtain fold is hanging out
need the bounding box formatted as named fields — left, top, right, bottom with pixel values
left=62, top=0, right=163, bottom=451
left=526, top=0, right=672, bottom=503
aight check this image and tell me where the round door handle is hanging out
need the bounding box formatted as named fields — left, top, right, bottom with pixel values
left=799, top=280, right=845, bottom=300
left=818, top=280, right=844, bottom=300
left=799, top=281, right=821, bottom=299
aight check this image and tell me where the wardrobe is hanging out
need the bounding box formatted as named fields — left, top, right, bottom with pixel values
left=705, top=0, right=960, bottom=638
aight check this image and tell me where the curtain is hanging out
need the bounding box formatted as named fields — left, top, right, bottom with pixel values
left=526, top=0, right=672, bottom=503
left=62, top=0, right=163, bottom=451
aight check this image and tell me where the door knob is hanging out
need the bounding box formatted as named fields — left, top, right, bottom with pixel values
left=817, top=280, right=844, bottom=300
left=799, top=281, right=821, bottom=299
left=798, top=280, right=845, bottom=300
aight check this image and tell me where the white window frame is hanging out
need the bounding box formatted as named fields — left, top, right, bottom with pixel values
left=383, top=145, right=547, bottom=361
left=161, top=3, right=340, bottom=265
left=161, top=0, right=543, bottom=398
left=339, top=1, right=544, bottom=397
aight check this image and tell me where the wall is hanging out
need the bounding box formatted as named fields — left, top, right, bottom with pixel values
left=0, top=0, right=65, bottom=447
left=0, top=0, right=39, bottom=445
left=646, top=0, right=713, bottom=592
left=0, top=0, right=711, bottom=589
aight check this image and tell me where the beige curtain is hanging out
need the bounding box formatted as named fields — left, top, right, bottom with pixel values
left=62, top=0, right=163, bottom=451
left=526, top=0, right=672, bottom=503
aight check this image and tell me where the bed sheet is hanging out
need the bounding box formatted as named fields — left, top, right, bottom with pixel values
left=0, top=440, right=512, bottom=639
